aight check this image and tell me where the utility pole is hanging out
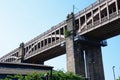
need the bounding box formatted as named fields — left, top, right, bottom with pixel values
left=73, top=5, right=75, bottom=14
left=112, top=66, right=116, bottom=80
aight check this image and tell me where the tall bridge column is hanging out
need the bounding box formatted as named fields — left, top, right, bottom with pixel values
left=66, top=13, right=105, bottom=80
left=85, top=45, right=105, bottom=80
left=18, top=43, right=25, bottom=63
left=66, top=35, right=85, bottom=76
left=66, top=13, right=85, bottom=76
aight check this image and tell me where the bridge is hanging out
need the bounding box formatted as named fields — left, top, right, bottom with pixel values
left=0, top=0, right=120, bottom=80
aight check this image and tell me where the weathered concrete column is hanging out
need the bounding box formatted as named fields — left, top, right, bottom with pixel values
left=18, top=42, right=25, bottom=63
left=66, top=13, right=85, bottom=76
left=85, top=45, right=105, bottom=80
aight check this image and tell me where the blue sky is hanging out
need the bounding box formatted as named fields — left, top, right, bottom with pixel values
left=0, top=0, right=120, bottom=80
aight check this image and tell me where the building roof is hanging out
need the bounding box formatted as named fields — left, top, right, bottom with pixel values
left=0, top=62, right=53, bottom=75
left=0, top=62, right=53, bottom=68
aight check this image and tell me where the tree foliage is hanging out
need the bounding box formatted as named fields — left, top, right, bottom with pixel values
left=64, top=29, right=72, bottom=37
left=0, top=70, right=84, bottom=80
left=52, top=70, right=84, bottom=80
left=117, top=76, right=120, bottom=80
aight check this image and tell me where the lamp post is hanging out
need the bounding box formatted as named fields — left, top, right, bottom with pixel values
left=112, top=66, right=116, bottom=80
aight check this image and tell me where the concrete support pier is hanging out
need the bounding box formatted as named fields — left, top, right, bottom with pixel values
left=18, top=43, right=25, bottom=63
left=85, top=46, right=105, bottom=80
left=66, top=13, right=105, bottom=80
left=66, top=13, right=85, bottom=76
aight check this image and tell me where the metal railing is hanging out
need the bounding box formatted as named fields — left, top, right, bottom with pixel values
left=101, top=16, right=108, bottom=23
left=93, top=20, right=100, bottom=27
left=79, top=0, right=120, bottom=34
left=109, top=12, right=118, bottom=19
left=87, top=23, right=93, bottom=29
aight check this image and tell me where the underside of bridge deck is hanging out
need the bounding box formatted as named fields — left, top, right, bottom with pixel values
left=83, top=18, right=120, bottom=41
left=24, top=45, right=66, bottom=64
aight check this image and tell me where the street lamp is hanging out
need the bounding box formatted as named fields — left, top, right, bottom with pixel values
left=112, top=66, right=116, bottom=80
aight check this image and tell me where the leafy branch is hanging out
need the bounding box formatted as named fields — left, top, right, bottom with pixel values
left=64, top=29, right=72, bottom=38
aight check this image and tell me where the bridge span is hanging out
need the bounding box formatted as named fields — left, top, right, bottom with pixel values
left=0, top=0, right=120, bottom=80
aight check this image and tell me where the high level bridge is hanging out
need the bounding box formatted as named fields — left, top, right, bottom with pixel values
left=0, top=0, right=120, bottom=80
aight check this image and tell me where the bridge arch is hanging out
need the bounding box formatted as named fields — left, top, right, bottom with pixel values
left=3, top=56, right=18, bottom=62
left=25, top=34, right=65, bottom=57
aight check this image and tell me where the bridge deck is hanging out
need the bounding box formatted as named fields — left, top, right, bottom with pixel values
left=82, top=15, right=120, bottom=40
left=0, top=0, right=120, bottom=63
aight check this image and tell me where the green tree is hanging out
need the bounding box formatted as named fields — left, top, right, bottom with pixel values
left=66, top=72, right=83, bottom=80
left=25, top=72, right=44, bottom=80
left=0, top=70, right=84, bottom=80
left=14, top=74, right=24, bottom=80
left=52, top=70, right=84, bottom=80
left=52, top=70, right=66, bottom=80
left=117, top=76, right=120, bottom=80
left=64, top=29, right=72, bottom=37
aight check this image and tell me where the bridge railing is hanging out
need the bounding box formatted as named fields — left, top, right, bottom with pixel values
left=80, top=0, right=120, bottom=34
left=93, top=20, right=100, bottom=27
left=0, top=48, right=19, bottom=62
left=75, top=0, right=106, bottom=18
left=101, top=16, right=108, bottom=23
left=109, top=12, right=118, bottom=19
left=25, top=20, right=66, bottom=47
